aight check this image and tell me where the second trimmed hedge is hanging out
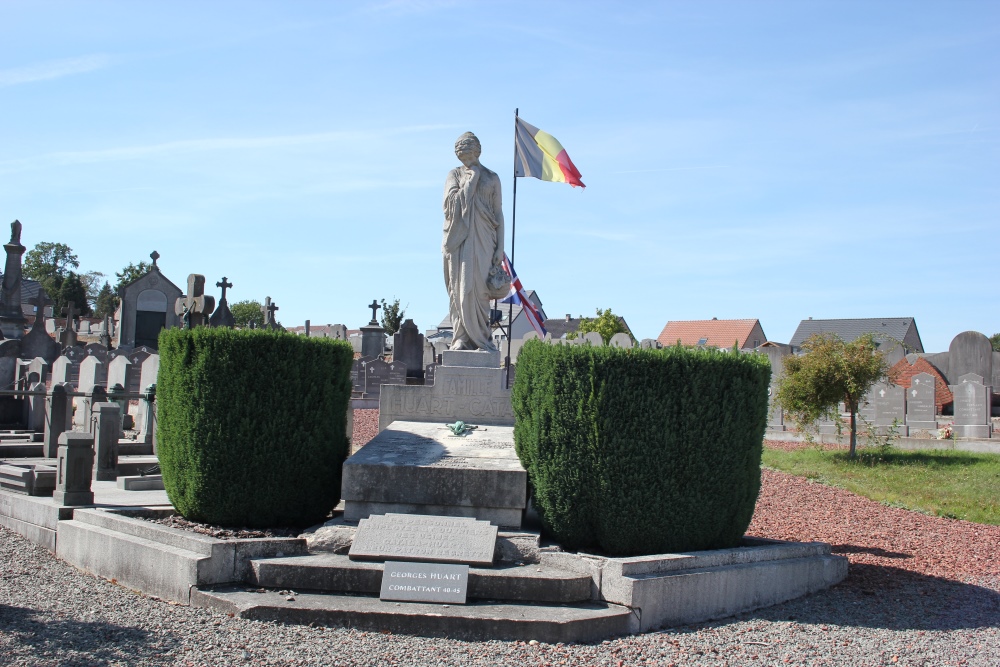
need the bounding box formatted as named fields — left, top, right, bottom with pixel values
left=512, top=341, right=770, bottom=556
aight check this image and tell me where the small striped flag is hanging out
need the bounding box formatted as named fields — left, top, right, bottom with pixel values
left=500, top=253, right=547, bottom=338
left=514, top=117, right=585, bottom=188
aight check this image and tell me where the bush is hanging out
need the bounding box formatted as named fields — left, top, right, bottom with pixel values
left=157, top=327, right=353, bottom=527
left=512, top=341, right=770, bottom=555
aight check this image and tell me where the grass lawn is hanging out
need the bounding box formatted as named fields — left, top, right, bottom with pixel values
left=762, top=445, right=1000, bottom=525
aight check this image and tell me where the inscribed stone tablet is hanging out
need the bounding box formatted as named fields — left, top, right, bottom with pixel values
left=349, top=513, right=497, bottom=566
left=906, top=373, right=936, bottom=424
left=952, top=378, right=989, bottom=426
left=380, top=561, right=469, bottom=604
left=365, top=359, right=391, bottom=396
left=351, top=359, right=365, bottom=394
left=874, top=384, right=905, bottom=425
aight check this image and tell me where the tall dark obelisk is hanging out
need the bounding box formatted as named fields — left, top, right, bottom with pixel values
left=0, top=220, right=28, bottom=339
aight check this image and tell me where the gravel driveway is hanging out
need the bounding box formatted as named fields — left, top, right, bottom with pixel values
left=2, top=465, right=997, bottom=666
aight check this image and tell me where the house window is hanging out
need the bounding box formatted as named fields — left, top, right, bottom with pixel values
left=697, top=338, right=708, bottom=346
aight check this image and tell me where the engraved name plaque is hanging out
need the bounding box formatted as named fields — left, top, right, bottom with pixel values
left=349, top=513, right=497, bottom=566
left=380, top=561, right=469, bottom=604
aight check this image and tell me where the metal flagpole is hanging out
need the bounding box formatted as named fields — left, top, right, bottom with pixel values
left=505, top=108, right=519, bottom=389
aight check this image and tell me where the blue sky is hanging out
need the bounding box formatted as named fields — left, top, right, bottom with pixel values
left=2, top=1, right=997, bottom=351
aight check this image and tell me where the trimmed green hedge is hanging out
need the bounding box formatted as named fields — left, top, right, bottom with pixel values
left=157, top=327, right=353, bottom=527
left=512, top=341, right=770, bottom=555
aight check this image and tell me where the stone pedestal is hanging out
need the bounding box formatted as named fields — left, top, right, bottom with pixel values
left=341, top=421, right=526, bottom=527
left=53, top=432, right=95, bottom=506
left=360, top=324, right=386, bottom=359
left=92, top=402, right=121, bottom=481
left=378, top=349, right=512, bottom=433
left=44, top=383, right=73, bottom=458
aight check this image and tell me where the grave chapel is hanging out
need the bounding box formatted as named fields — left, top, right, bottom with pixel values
left=115, top=252, right=182, bottom=350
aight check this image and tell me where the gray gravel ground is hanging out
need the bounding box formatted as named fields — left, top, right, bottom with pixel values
left=1, top=525, right=998, bottom=666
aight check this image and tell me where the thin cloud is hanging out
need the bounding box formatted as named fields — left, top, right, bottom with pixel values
left=0, top=54, right=111, bottom=87
left=0, top=124, right=460, bottom=173
left=614, top=165, right=731, bottom=174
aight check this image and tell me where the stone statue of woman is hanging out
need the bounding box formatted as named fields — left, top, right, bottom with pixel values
left=442, top=132, right=504, bottom=351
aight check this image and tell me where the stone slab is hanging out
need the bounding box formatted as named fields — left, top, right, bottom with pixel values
left=380, top=561, right=469, bottom=604
left=342, top=421, right=526, bottom=526
left=349, top=513, right=497, bottom=566
left=378, top=365, right=513, bottom=433
left=441, top=349, right=501, bottom=368
left=191, top=587, right=635, bottom=643
left=116, top=475, right=165, bottom=491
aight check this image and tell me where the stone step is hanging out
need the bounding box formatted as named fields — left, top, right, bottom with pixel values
left=192, top=586, right=634, bottom=643
left=250, top=553, right=592, bottom=604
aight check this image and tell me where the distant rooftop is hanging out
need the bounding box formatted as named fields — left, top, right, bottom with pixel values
left=788, top=317, right=923, bottom=352
left=656, top=318, right=765, bottom=349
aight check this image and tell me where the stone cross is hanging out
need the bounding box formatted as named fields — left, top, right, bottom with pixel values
left=216, top=277, right=233, bottom=303
left=174, top=274, right=216, bottom=328
left=62, top=301, right=79, bottom=330
left=32, top=290, right=51, bottom=316
left=368, top=299, right=381, bottom=325
left=262, top=297, right=279, bottom=329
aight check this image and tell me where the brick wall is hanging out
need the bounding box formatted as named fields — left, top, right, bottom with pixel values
left=890, top=357, right=952, bottom=413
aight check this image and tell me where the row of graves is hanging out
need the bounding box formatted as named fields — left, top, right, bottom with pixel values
left=763, top=330, right=997, bottom=440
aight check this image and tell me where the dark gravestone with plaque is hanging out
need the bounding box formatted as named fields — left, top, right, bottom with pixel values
left=364, top=359, right=391, bottom=397
left=349, top=513, right=498, bottom=566
left=424, top=363, right=438, bottom=386
left=387, top=361, right=407, bottom=386
left=350, top=359, right=366, bottom=395
left=950, top=374, right=993, bottom=439
left=905, top=372, right=937, bottom=431
left=874, top=384, right=908, bottom=436
left=380, top=561, right=469, bottom=604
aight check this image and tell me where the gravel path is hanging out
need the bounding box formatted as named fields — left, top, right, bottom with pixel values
left=2, top=468, right=998, bottom=665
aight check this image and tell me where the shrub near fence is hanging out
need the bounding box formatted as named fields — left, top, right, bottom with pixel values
left=512, top=340, right=770, bottom=556
left=157, top=327, right=354, bottom=527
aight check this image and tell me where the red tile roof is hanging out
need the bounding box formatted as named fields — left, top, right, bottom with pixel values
left=656, top=319, right=763, bottom=349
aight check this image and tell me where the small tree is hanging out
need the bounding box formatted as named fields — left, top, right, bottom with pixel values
left=380, top=297, right=407, bottom=336
left=775, top=333, right=893, bottom=458
left=94, top=282, right=117, bottom=319
left=568, top=308, right=631, bottom=345
left=991, top=333, right=1000, bottom=352
left=231, top=299, right=264, bottom=329
left=55, top=271, right=92, bottom=317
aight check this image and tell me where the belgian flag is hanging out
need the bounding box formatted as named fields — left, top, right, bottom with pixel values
left=514, top=117, right=585, bottom=188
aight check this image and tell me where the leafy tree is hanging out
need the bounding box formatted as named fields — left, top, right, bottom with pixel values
left=55, top=272, right=92, bottom=317
left=80, top=271, right=106, bottom=308
left=567, top=308, right=631, bottom=345
left=991, top=333, right=1000, bottom=352
left=775, top=333, right=893, bottom=459
left=24, top=242, right=79, bottom=304
left=380, top=297, right=407, bottom=336
left=24, top=242, right=79, bottom=284
left=114, top=261, right=151, bottom=294
left=94, top=282, right=117, bottom=320
left=231, top=300, right=264, bottom=329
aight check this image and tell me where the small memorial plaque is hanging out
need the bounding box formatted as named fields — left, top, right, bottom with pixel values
left=380, top=561, right=469, bottom=604
left=349, top=513, right=497, bottom=566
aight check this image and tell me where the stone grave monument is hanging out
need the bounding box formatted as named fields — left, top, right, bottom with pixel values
left=905, top=372, right=937, bottom=432
left=0, top=220, right=27, bottom=339
left=175, top=274, right=216, bottom=328
left=360, top=300, right=386, bottom=358
left=950, top=374, right=993, bottom=439
left=873, top=384, right=908, bottom=436
left=208, top=277, right=236, bottom=328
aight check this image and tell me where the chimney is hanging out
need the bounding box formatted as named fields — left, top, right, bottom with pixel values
left=565, top=314, right=571, bottom=322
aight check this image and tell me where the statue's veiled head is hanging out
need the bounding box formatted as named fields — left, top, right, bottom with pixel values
left=455, top=132, right=482, bottom=166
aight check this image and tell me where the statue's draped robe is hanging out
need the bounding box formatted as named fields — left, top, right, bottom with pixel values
left=442, top=164, right=503, bottom=351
